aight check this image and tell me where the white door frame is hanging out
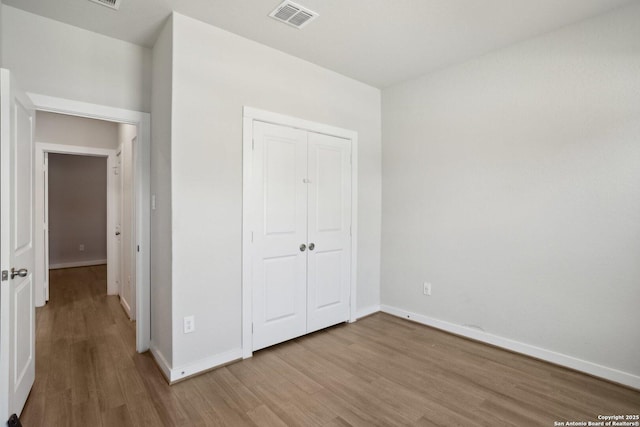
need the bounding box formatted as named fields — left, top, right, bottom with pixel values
left=35, top=144, right=118, bottom=303
left=241, top=106, right=358, bottom=359
left=29, top=93, right=151, bottom=353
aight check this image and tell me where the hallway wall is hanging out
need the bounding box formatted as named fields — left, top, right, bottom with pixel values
left=36, top=112, right=119, bottom=150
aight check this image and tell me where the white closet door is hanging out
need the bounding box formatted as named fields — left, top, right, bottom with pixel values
left=252, top=122, right=309, bottom=351
left=306, top=132, right=352, bottom=333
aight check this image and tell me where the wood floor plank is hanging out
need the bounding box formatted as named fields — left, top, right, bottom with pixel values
left=69, top=339, right=98, bottom=407
left=101, top=404, right=135, bottom=427
left=71, top=400, right=102, bottom=427
left=42, top=387, right=73, bottom=427
left=20, top=266, right=640, bottom=426
left=246, top=404, right=289, bottom=427
left=209, top=366, right=263, bottom=414
left=250, top=380, right=336, bottom=427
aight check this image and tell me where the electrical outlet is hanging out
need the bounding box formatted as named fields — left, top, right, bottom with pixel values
left=183, top=316, right=195, bottom=334
left=423, top=282, right=432, bottom=296
left=79, top=244, right=85, bottom=251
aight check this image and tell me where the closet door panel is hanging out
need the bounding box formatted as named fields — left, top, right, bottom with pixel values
left=306, top=132, right=352, bottom=333
left=252, top=122, right=308, bottom=351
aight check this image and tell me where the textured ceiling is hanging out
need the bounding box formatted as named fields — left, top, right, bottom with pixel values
left=4, top=0, right=634, bottom=87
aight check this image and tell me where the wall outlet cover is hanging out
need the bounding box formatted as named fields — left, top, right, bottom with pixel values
left=184, top=316, right=195, bottom=334
left=423, top=282, right=432, bottom=296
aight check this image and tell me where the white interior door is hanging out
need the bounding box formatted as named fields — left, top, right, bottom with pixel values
left=121, top=137, right=135, bottom=319
left=252, top=121, right=308, bottom=351
left=129, top=136, right=137, bottom=319
left=0, top=69, right=36, bottom=420
left=306, top=132, right=352, bottom=333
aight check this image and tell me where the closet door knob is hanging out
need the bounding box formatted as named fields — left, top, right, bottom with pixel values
left=299, top=244, right=306, bottom=252
left=308, top=243, right=315, bottom=251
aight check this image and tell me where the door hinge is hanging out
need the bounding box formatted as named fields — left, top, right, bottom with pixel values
left=1, top=270, right=8, bottom=281
left=251, top=231, right=254, bottom=243
left=137, top=245, right=140, bottom=252
left=252, top=138, right=255, bottom=150
left=252, top=323, right=254, bottom=333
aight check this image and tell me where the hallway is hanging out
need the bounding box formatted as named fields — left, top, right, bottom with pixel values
left=20, top=266, right=162, bottom=426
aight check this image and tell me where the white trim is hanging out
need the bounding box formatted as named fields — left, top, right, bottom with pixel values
left=241, top=106, right=359, bottom=359
left=36, top=143, right=116, bottom=156
left=241, top=116, right=253, bottom=359
left=0, top=68, right=12, bottom=424
left=380, top=305, right=640, bottom=390
left=244, top=107, right=358, bottom=141
left=28, top=93, right=145, bottom=125
left=149, top=344, right=172, bottom=383
left=29, top=93, right=151, bottom=353
left=49, top=259, right=107, bottom=270
left=170, top=349, right=242, bottom=383
left=151, top=345, right=242, bottom=384
left=43, top=153, right=50, bottom=301
left=120, top=296, right=132, bottom=320
left=35, top=143, right=118, bottom=304
left=356, top=305, right=380, bottom=320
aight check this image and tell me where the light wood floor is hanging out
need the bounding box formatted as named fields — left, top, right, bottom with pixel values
left=21, top=266, right=639, bottom=426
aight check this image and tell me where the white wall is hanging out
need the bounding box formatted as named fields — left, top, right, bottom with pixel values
left=167, top=12, right=381, bottom=372
left=48, top=154, right=107, bottom=267
left=1, top=5, right=151, bottom=112
left=150, top=16, right=174, bottom=368
left=381, top=1, right=640, bottom=385
left=36, top=111, right=119, bottom=149
left=118, top=124, right=137, bottom=317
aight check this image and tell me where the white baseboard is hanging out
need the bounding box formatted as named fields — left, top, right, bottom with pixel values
left=120, top=297, right=132, bottom=320
left=380, top=305, right=640, bottom=390
left=357, top=305, right=381, bottom=320
left=49, top=259, right=107, bottom=270
left=150, top=345, right=243, bottom=384
left=149, top=344, right=172, bottom=383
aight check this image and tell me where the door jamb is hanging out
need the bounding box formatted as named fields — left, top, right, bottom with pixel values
left=29, top=93, right=151, bottom=353
left=241, top=106, right=359, bottom=359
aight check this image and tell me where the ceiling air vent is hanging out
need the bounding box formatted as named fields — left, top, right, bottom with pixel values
left=89, top=0, right=122, bottom=11
left=269, top=1, right=318, bottom=29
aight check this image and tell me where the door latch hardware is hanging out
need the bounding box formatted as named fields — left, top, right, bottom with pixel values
left=11, top=268, right=28, bottom=279
left=1, top=270, right=7, bottom=281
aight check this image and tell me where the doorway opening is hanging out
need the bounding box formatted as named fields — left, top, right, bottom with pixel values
left=29, top=93, right=151, bottom=353
left=36, top=113, right=138, bottom=322
left=47, top=153, right=109, bottom=271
